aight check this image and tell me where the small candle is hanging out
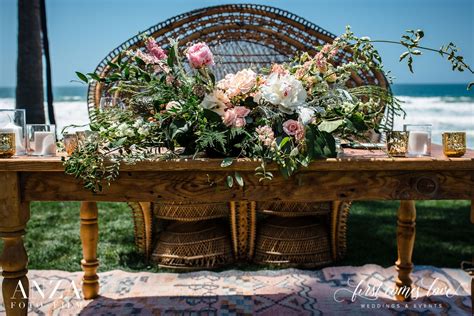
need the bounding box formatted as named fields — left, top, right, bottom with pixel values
left=0, top=123, right=24, bottom=154
left=33, top=131, right=56, bottom=156
left=407, top=131, right=430, bottom=156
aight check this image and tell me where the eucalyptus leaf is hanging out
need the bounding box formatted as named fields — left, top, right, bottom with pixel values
left=226, top=175, right=234, bottom=188
left=234, top=172, right=244, bottom=187
left=221, top=158, right=234, bottom=168
left=318, top=119, right=344, bottom=133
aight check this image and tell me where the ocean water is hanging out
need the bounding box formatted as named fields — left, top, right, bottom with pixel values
left=0, top=84, right=473, bottom=147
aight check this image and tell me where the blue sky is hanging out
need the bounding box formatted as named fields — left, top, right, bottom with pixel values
left=1, top=0, right=473, bottom=87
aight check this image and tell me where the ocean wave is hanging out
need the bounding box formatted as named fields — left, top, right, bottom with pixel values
left=397, top=96, right=474, bottom=103
left=58, top=96, right=84, bottom=102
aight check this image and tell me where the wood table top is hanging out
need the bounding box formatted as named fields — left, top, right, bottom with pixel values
left=0, top=144, right=473, bottom=172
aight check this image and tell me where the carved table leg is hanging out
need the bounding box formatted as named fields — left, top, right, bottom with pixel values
left=395, top=200, right=416, bottom=301
left=80, top=202, right=99, bottom=299
left=1, top=229, right=29, bottom=316
left=0, top=172, right=30, bottom=316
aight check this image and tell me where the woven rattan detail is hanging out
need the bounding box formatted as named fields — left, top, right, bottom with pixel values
left=257, top=201, right=332, bottom=217
left=254, top=216, right=332, bottom=268
left=152, top=220, right=233, bottom=270
left=153, top=201, right=229, bottom=221
left=128, top=202, right=152, bottom=255
left=333, top=201, right=351, bottom=260
left=230, top=201, right=257, bottom=261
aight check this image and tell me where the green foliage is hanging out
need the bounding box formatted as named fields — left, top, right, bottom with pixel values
left=68, top=30, right=471, bottom=193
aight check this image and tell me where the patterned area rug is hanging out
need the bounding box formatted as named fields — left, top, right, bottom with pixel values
left=0, top=264, right=471, bottom=315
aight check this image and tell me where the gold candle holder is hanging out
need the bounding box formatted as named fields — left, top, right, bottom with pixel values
left=63, top=133, right=79, bottom=156
left=0, top=133, right=16, bottom=158
left=386, top=131, right=408, bottom=157
left=442, top=132, right=466, bottom=157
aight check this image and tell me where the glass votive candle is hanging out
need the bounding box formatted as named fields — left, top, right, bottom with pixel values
left=0, top=109, right=27, bottom=155
left=386, top=131, right=409, bottom=157
left=0, top=132, right=16, bottom=158
left=442, top=132, right=466, bottom=157
left=404, top=124, right=432, bottom=157
left=63, top=133, right=79, bottom=156
left=27, top=124, right=57, bottom=156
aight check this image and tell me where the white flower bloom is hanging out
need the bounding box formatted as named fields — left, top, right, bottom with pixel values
left=260, top=73, right=307, bottom=114
left=217, top=68, right=257, bottom=98
left=199, top=89, right=229, bottom=116
left=342, top=101, right=356, bottom=112
left=137, top=126, right=150, bottom=136
left=125, top=128, right=135, bottom=137
left=133, top=118, right=144, bottom=129
left=296, top=106, right=315, bottom=125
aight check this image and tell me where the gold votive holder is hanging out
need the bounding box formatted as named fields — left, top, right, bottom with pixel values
left=63, top=133, right=79, bottom=156
left=442, top=132, right=466, bottom=157
left=0, top=133, right=16, bottom=158
left=386, top=131, right=408, bottom=157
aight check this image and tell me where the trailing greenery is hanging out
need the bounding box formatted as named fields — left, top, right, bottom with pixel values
left=66, top=27, right=472, bottom=192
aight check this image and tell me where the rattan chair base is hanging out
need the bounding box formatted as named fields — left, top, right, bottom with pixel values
left=257, top=201, right=332, bottom=217
left=152, top=220, right=233, bottom=270
left=254, top=216, right=332, bottom=268
left=153, top=201, right=229, bottom=222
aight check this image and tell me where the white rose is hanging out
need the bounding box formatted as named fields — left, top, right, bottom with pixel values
left=260, top=73, right=307, bottom=114
left=199, top=89, right=229, bottom=116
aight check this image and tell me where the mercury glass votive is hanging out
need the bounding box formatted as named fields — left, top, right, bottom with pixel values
left=27, top=124, right=57, bottom=156
left=386, top=131, right=409, bottom=157
left=0, top=109, right=27, bottom=155
left=63, top=133, right=79, bottom=156
left=0, top=133, right=16, bottom=158
left=404, top=124, right=432, bottom=157
left=442, top=132, right=466, bottom=157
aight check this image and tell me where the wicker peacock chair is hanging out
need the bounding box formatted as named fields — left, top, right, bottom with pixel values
left=87, top=4, right=392, bottom=267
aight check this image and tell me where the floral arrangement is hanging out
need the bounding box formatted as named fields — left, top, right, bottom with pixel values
left=69, top=27, right=472, bottom=192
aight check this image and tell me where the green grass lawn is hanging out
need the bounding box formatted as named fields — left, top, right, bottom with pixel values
left=6, top=200, right=472, bottom=272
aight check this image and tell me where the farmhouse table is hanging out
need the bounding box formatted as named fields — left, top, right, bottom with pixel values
left=0, top=145, right=472, bottom=315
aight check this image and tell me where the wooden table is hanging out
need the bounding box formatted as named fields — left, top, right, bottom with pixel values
left=0, top=145, right=473, bottom=315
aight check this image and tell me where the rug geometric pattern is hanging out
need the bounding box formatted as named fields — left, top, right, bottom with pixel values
left=0, top=264, right=471, bottom=315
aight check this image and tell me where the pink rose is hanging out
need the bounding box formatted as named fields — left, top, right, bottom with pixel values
left=217, top=69, right=257, bottom=98
left=234, top=117, right=246, bottom=128
left=222, top=106, right=250, bottom=127
left=146, top=38, right=167, bottom=60
left=283, top=119, right=305, bottom=141
left=222, top=109, right=237, bottom=127
left=233, top=106, right=250, bottom=118
left=186, top=42, right=214, bottom=69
